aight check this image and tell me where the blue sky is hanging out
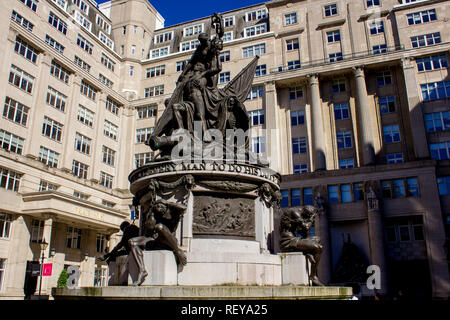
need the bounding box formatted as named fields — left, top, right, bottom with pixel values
left=95, top=0, right=266, bottom=27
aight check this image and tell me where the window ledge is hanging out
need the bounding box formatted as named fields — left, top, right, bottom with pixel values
left=316, top=18, right=346, bottom=30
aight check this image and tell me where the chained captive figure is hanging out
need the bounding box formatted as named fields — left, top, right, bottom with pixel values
left=280, top=207, right=324, bottom=286
left=129, top=199, right=187, bottom=286
left=98, top=221, right=139, bottom=263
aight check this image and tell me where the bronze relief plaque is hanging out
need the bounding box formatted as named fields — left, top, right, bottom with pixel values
left=193, top=193, right=255, bottom=239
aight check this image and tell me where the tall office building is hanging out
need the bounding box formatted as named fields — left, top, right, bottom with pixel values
left=0, top=0, right=448, bottom=299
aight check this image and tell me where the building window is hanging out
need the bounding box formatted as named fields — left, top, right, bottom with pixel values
left=286, top=39, right=299, bottom=51
left=144, top=85, right=164, bottom=97
left=0, top=213, right=12, bottom=239
left=246, top=8, right=267, bottom=22
left=102, top=146, right=116, bottom=167
left=280, top=190, right=289, bottom=208
left=224, top=16, right=235, bottom=27
left=135, top=152, right=153, bottom=168
left=332, top=79, right=346, bottom=93
left=94, top=267, right=107, bottom=287
left=137, top=106, right=157, bottom=119
left=328, top=185, right=339, bottom=203
left=150, top=47, right=169, bottom=59
left=74, top=132, right=91, bottom=155
left=291, top=189, right=301, bottom=206
left=74, top=0, right=89, bottom=15
left=73, top=191, right=89, bottom=200
left=291, top=110, right=305, bottom=126
left=80, top=80, right=97, bottom=100
left=327, top=30, right=341, bottom=43
left=45, top=87, right=66, bottom=113
left=19, top=0, right=38, bottom=12
left=406, top=178, right=419, bottom=197
left=303, top=188, right=313, bottom=205
left=154, top=31, right=173, bottom=44
left=39, top=180, right=58, bottom=191
left=76, top=34, right=93, bottom=54
left=416, top=55, right=448, bottom=72
left=354, top=183, right=364, bottom=201
left=324, top=4, right=338, bottom=17
left=219, top=72, right=231, bottom=84
left=293, top=164, right=307, bottom=174
left=96, top=14, right=111, bottom=34
left=72, top=160, right=88, bottom=179
left=376, top=71, right=392, bottom=86
left=99, top=172, right=113, bottom=189
left=3, top=97, right=29, bottom=126
left=101, top=54, right=115, bottom=72
left=48, top=12, right=67, bottom=34
left=220, top=51, right=230, bottom=63
left=248, top=110, right=265, bottom=126
left=0, top=129, right=24, bottom=155
left=255, top=64, right=266, bottom=77
left=383, top=125, right=400, bottom=144
left=31, top=219, right=44, bottom=243
left=50, top=61, right=70, bottom=83
left=382, top=178, right=419, bottom=199
left=42, top=116, right=62, bottom=142
left=9, top=65, right=34, bottom=93
left=329, top=52, right=343, bottom=62
left=424, top=112, right=450, bottom=132
left=407, top=9, right=437, bottom=25
left=104, top=120, right=118, bottom=140
left=341, top=184, right=352, bottom=203
left=285, top=12, right=297, bottom=25
left=339, top=158, right=354, bottom=169
left=183, top=24, right=203, bottom=37
left=289, top=87, right=303, bottom=100
left=334, top=103, right=349, bottom=120
left=430, top=142, right=450, bottom=160
left=247, top=86, right=264, bottom=100
left=411, top=32, right=441, bottom=48
left=437, top=177, right=450, bottom=195
left=102, top=200, right=115, bottom=208
left=11, top=10, right=34, bottom=31
left=74, top=56, right=91, bottom=72
left=379, top=96, right=396, bottom=114
left=66, top=227, right=82, bottom=249
left=251, top=137, right=266, bottom=154
left=136, top=128, right=154, bottom=143
left=74, top=11, right=91, bottom=32
left=367, top=0, right=380, bottom=7
left=146, top=65, right=165, bottom=78
left=106, top=98, right=120, bottom=115
left=292, top=137, right=307, bottom=154
left=242, top=43, right=266, bottom=58
left=14, top=37, right=38, bottom=63
left=77, top=105, right=94, bottom=127
left=372, top=44, right=387, bottom=54
left=38, top=146, right=59, bottom=168
left=369, top=21, right=384, bottom=35
left=245, top=24, right=266, bottom=37
left=421, top=81, right=450, bottom=101
left=181, top=39, right=200, bottom=52
left=96, top=234, right=107, bottom=254
left=99, top=73, right=113, bottom=88
left=387, top=153, right=404, bottom=164
left=287, top=60, right=301, bottom=70
left=337, top=131, right=352, bottom=149
left=0, top=168, right=21, bottom=192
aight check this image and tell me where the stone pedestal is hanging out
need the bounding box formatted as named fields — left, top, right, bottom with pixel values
left=280, top=253, right=309, bottom=285
left=128, top=251, right=178, bottom=286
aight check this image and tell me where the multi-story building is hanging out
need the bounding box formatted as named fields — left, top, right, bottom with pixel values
left=0, top=0, right=448, bottom=299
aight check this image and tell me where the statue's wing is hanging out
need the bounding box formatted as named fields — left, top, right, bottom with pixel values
left=221, top=56, right=260, bottom=103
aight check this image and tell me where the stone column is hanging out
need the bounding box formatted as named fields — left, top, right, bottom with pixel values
left=366, top=187, right=388, bottom=295
left=308, top=74, right=326, bottom=171
left=401, top=57, right=429, bottom=159
left=353, top=67, right=375, bottom=165
left=314, top=191, right=331, bottom=284
left=264, top=81, right=281, bottom=172
left=35, top=215, right=53, bottom=296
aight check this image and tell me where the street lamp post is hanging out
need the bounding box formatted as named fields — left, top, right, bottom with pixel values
left=38, top=238, right=48, bottom=298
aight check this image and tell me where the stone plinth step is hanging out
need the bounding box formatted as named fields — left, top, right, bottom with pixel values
left=52, top=286, right=352, bottom=300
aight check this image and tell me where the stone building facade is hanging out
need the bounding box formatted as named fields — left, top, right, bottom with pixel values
left=0, top=0, right=448, bottom=299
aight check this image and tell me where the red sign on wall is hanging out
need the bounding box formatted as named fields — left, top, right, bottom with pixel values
left=42, top=263, right=52, bottom=276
